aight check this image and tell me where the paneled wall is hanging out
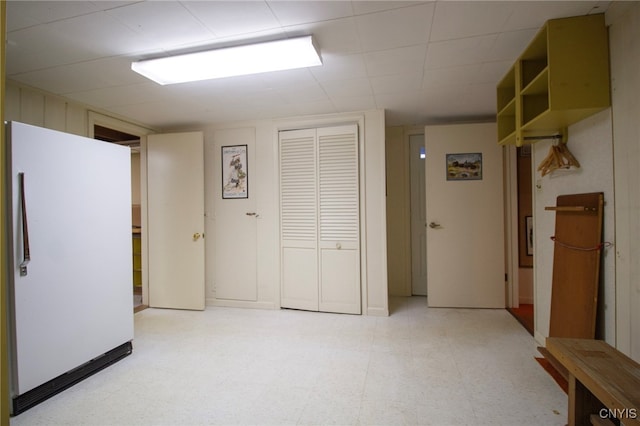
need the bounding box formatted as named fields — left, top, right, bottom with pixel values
left=5, top=81, right=154, bottom=138
left=532, top=109, right=615, bottom=345
left=608, top=2, right=640, bottom=361
left=5, top=83, right=88, bottom=136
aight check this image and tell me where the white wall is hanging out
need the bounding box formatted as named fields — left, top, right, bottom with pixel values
left=5, top=81, right=389, bottom=317
left=202, top=111, right=389, bottom=316
left=608, top=2, right=640, bottom=361
left=532, top=109, right=615, bottom=345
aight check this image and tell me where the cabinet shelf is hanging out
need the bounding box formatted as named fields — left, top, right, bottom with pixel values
left=496, top=14, right=610, bottom=146
left=521, top=67, right=549, bottom=96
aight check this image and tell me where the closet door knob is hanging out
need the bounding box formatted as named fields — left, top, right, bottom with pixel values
left=336, top=242, right=342, bottom=250
left=193, top=233, right=201, bottom=241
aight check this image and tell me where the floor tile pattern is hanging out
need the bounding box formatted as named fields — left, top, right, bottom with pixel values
left=10, top=297, right=567, bottom=425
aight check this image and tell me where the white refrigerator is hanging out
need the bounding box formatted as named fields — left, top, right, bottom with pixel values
left=6, top=121, right=134, bottom=415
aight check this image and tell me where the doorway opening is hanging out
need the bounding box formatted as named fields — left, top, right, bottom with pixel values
left=507, top=145, right=534, bottom=335
left=409, top=134, right=427, bottom=296
left=93, top=125, right=146, bottom=313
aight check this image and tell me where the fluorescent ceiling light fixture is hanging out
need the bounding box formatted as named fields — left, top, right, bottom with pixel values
left=131, top=36, right=322, bottom=85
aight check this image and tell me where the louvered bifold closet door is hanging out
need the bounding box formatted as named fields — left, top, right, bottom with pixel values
left=280, top=129, right=319, bottom=311
left=318, top=125, right=361, bottom=314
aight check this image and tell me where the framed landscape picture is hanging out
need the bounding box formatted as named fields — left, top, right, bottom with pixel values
left=446, top=152, right=482, bottom=181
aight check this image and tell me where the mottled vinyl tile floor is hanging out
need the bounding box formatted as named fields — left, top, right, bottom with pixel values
left=10, top=297, right=567, bottom=426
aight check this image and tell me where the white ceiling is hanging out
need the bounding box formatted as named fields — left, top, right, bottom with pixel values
left=5, top=1, right=611, bottom=130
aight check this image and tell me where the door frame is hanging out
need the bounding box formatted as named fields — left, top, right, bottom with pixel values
left=88, top=112, right=155, bottom=306
left=504, top=144, right=520, bottom=309
left=409, top=134, right=427, bottom=296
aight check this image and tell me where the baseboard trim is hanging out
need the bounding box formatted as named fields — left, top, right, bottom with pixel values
left=207, top=298, right=276, bottom=310
left=367, top=306, right=389, bottom=317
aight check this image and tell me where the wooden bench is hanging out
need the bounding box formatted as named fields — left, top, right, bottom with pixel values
left=546, top=338, right=640, bottom=426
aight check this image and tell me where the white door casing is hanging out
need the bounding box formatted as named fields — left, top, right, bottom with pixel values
left=409, top=135, right=427, bottom=296
left=147, top=132, right=205, bottom=310
left=425, top=123, right=505, bottom=308
left=279, top=125, right=361, bottom=314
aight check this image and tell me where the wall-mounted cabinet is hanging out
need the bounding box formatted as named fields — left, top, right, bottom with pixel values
left=497, top=14, right=610, bottom=146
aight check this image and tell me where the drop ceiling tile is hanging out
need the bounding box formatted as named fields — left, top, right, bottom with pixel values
left=330, top=95, right=377, bottom=112
left=285, top=17, right=361, bottom=55
left=430, top=1, right=514, bottom=41
left=478, top=61, right=514, bottom=84
left=355, top=3, right=434, bottom=52
left=321, top=78, right=373, bottom=98
left=290, top=99, right=338, bottom=117
left=6, top=1, right=102, bottom=30
left=275, top=83, right=329, bottom=103
left=267, top=1, right=354, bottom=27
left=65, top=82, right=173, bottom=108
left=370, top=73, right=423, bottom=95
left=487, top=28, right=537, bottom=62
left=352, top=1, right=427, bottom=15
left=425, top=34, right=497, bottom=69
left=182, top=1, right=281, bottom=38
left=364, top=45, right=427, bottom=77
left=12, top=56, right=143, bottom=95
left=44, top=10, right=155, bottom=58
left=6, top=25, right=100, bottom=73
left=422, top=64, right=482, bottom=88
left=309, top=53, right=368, bottom=82
left=105, top=2, right=214, bottom=50
left=259, top=69, right=318, bottom=89
left=502, top=1, right=607, bottom=32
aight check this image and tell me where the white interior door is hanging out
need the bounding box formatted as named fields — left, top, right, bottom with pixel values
left=147, top=132, right=205, bottom=310
left=410, top=135, right=427, bottom=296
left=279, top=125, right=361, bottom=314
left=317, top=126, right=361, bottom=314
left=425, top=123, right=505, bottom=308
left=213, top=129, right=257, bottom=302
left=280, top=129, right=319, bottom=311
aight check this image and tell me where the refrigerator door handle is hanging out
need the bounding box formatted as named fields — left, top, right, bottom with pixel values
left=19, top=172, right=30, bottom=276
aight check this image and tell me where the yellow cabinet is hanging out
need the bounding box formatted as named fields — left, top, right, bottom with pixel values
left=497, top=14, right=610, bottom=146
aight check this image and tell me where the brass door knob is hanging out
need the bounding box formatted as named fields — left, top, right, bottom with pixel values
left=193, top=233, right=201, bottom=241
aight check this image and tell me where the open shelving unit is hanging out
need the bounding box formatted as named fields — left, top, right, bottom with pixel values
left=497, top=14, right=610, bottom=146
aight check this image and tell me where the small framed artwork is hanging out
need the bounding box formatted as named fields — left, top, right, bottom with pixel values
left=526, top=216, right=534, bottom=256
left=446, top=152, right=482, bottom=181
left=222, top=145, right=248, bottom=199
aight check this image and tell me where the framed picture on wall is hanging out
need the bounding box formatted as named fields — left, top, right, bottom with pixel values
left=526, top=216, right=534, bottom=256
left=446, top=152, right=482, bottom=181
left=222, top=145, right=248, bottom=199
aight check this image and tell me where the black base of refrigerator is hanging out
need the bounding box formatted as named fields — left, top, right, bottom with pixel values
left=12, top=341, right=133, bottom=415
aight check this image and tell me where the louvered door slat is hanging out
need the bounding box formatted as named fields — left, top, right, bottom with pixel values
left=318, top=130, right=359, bottom=243
left=280, top=133, right=316, bottom=242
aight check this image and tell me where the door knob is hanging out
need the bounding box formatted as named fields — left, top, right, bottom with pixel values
left=193, top=233, right=201, bottom=241
left=428, top=222, right=441, bottom=229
